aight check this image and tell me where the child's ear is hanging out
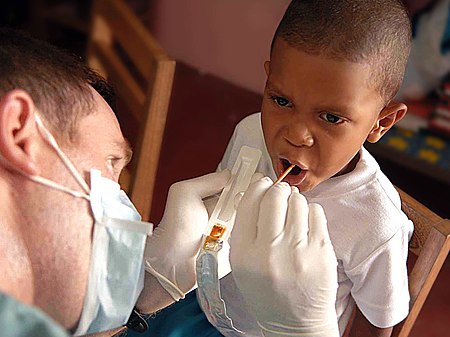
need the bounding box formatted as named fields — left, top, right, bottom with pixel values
left=264, top=61, right=271, bottom=76
left=0, top=90, right=39, bottom=175
left=367, top=102, right=407, bottom=143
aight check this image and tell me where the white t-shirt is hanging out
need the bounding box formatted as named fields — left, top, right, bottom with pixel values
left=201, top=113, right=413, bottom=336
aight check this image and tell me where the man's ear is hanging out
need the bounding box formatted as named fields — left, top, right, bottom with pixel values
left=0, top=90, right=39, bottom=175
left=264, top=61, right=271, bottom=77
left=366, top=102, right=407, bottom=143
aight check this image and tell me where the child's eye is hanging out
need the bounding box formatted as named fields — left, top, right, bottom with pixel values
left=271, top=96, right=292, bottom=108
left=319, top=112, right=344, bottom=124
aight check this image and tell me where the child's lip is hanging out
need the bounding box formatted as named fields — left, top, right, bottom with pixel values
left=284, top=170, right=307, bottom=186
left=279, top=156, right=308, bottom=171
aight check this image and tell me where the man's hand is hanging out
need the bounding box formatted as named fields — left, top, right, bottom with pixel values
left=230, top=177, right=339, bottom=337
left=143, top=170, right=231, bottom=301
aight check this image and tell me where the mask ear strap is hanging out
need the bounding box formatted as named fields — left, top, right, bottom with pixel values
left=28, top=175, right=90, bottom=200
left=34, top=114, right=91, bottom=194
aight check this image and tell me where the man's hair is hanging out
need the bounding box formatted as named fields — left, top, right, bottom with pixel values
left=0, top=28, right=116, bottom=140
left=273, top=0, right=412, bottom=103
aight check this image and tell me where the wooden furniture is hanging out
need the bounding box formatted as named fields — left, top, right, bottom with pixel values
left=28, top=0, right=91, bottom=40
left=87, top=0, right=175, bottom=221
left=392, top=188, right=450, bottom=337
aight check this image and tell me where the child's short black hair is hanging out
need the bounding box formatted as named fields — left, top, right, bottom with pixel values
left=273, top=0, right=412, bottom=103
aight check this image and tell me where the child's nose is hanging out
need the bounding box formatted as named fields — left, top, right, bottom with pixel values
left=284, top=121, right=314, bottom=147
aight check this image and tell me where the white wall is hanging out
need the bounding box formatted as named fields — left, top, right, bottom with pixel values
left=148, top=0, right=290, bottom=94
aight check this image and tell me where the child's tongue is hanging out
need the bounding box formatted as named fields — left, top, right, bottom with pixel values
left=283, top=170, right=307, bottom=186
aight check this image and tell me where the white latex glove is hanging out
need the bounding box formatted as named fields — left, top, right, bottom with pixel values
left=144, top=170, right=231, bottom=301
left=230, top=177, right=339, bottom=337
left=202, top=171, right=266, bottom=280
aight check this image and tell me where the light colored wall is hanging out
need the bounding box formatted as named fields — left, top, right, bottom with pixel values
left=148, top=0, right=290, bottom=94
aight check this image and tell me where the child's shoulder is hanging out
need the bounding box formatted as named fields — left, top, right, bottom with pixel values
left=308, top=148, right=402, bottom=212
left=325, top=150, right=410, bottom=231
left=321, top=174, right=410, bottom=236
left=219, top=112, right=276, bottom=177
left=313, top=151, right=413, bottom=265
left=324, top=186, right=412, bottom=270
left=233, top=112, right=262, bottom=133
left=228, top=111, right=267, bottom=156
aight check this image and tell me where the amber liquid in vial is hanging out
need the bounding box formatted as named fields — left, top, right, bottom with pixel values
left=209, top=224, right=226, bottom=239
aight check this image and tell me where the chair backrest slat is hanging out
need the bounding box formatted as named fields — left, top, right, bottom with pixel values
left=93, top=0, right=168, bottom=80
left=88, top=0, right=175, bottom=221
left=91, top=41, right=146, bottom=120
left=392, top=188, right=450, bottom=337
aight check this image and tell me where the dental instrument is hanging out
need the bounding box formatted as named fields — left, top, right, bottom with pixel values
left=196, top=146, right=261, bottom=335
left=274, top=164, right=295, bottom=184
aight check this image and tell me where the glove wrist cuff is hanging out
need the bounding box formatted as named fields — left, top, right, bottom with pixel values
left=145, top=261, right=185, bottom=301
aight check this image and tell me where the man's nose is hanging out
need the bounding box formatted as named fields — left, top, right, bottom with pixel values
left=283, top=119, right=314, bottom=147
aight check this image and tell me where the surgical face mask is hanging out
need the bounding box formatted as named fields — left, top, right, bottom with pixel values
left=22, top=114, right=153, bottom=335
left=74, top=169, right=152, bottom=335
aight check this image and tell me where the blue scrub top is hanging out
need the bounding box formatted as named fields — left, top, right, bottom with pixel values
left=0, top=291, right=70, bottom=337
left=127, top=291, right=223, bottom=337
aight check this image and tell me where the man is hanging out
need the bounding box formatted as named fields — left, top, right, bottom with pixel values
left=0, top=28, right=339, bottom=337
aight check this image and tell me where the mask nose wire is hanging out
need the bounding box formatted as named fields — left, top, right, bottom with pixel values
left=29, top=114, right=91, bottom=200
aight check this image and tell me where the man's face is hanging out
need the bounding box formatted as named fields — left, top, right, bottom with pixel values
left=262, top=39, right=384, bottom=192
left=34, top=88, right=132, bottom=328
left=67, top=89, right=132, bottom=184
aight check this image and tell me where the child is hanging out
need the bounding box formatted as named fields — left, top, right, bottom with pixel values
left=129, top=1, right=414, bottom=336
left=202, top=0, right=414, bottom=336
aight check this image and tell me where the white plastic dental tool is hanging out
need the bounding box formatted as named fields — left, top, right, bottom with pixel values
left=196, top=146, right=262, bottom=335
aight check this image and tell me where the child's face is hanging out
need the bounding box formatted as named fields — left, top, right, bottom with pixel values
left=262, top=39, right=405, bottom=192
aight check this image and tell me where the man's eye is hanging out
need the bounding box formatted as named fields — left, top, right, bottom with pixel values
left=107, top=157, right=115, bottom=166
left=320, top=112, right=343, bottom=124
left=107, top=156, right=122, bottom=170
left=271, top=96, right=292, bottom=107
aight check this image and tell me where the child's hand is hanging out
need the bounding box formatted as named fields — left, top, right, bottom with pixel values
left=230, top=177, right=339, bottom=337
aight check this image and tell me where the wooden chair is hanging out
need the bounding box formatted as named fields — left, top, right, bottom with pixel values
left=392, top=187, right=450, bottom=337
left=87, top=0, right=175, bottom=221
left=28, top=0, right=91, bottom=41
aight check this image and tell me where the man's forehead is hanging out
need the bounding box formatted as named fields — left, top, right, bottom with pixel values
left=75, top=88, right=125, bottom=144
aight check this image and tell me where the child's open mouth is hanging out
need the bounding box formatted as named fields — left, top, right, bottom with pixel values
left=278, top=158, right=307, bottom=186
left=281, top=158, right=302, bottom=175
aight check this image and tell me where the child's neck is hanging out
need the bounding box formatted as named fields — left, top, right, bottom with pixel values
left=333, top=151, right=361, bottom=178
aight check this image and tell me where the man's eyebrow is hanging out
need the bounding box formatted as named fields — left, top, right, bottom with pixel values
left=115, top=139, right=133, bottom=166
